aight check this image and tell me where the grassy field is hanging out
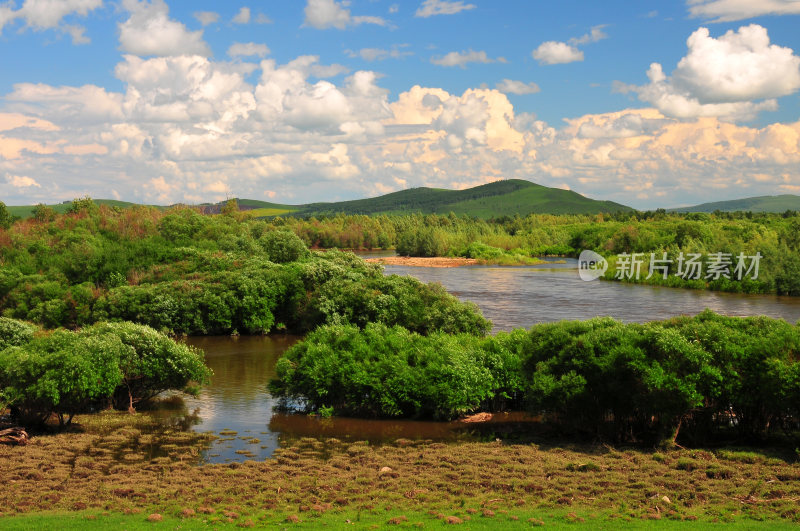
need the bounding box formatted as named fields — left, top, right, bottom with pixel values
left=2, top=410, right=799, bottom=528
left=245, top=206, right=299, bottom=217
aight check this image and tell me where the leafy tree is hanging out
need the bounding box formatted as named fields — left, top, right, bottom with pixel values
left=0, top=331, right=125, bottom=427
left=32, top=203, right=56, bottom=223
left=85, top=322, right=211, bottom=412
left=260, top=230, right=310, bottom=263
left=0, top=317, right=37, bottom=351
left=0, top=201, right=13, bottom=229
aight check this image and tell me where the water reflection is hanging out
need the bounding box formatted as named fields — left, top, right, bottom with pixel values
left=178, top=334, right=299, bottom=464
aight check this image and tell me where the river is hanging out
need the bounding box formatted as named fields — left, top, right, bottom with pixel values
left=167, top=258, right=800, bottom=463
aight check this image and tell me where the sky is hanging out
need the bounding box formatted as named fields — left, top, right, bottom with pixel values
left=1, top=0, right=799, bottom=209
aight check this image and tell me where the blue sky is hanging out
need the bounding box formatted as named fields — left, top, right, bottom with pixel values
left=1, top=0, right=799, bottom=209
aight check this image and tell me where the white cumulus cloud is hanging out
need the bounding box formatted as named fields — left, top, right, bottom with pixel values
left=532, top=41, right=583, bottom=64
left=688, top=0, right=800, bottom=22
left=347, top=45, right=412, bottom=61
left=232, top=7, right=250, bottom=24
left=431, top=49, right=504, bottom=68
left=569, top=25, right=608, bottom=45
left=415, top=0, right=476, bottom=17
left=193, top=11, right=219, bottom=26
left=228, top=42, right=270, bottom=58
left=533, top=25, right=607, bottom=65
left=624, top=24, right=800, bottom=120
left=495, top=79, right=540, bottom=95
left=0, top=0, right=101, bottom=43
left=119, top=0, right=210, bottom=57
left=303, top=0, right=387, bottom=29
left=6, top=174, right=41, bottom=188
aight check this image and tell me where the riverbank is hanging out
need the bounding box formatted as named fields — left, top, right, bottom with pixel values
left=2, top=410, right=798, bottom=528
left=365, top=255, right=549, bottom=267
left=365, top=256, right=478, bottom=267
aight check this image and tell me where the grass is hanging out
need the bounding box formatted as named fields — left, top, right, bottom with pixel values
left=245, top=207, right=298, bottom=217
left=2, top=410, right=799, bottom=528
left=4, top=509, right=799, bottom=530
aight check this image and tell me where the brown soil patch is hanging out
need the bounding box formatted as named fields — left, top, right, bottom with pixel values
left=365, top=256, right=478, bottom=267
left=460, top=413, right=493, bottom=423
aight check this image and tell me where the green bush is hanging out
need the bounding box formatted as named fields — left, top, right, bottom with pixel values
left=269, top=312, right=800, bottom=445
left=0, top=317, right=37, bottom=351
left=85, top=322, right=211, bottom=411
left=0, top=331, right=125, bottom=426
left=0, top=322, right=210, bottom=427
left=270, top=323, right=514, bottom=419
left=260, top=230, right=310, bottom=263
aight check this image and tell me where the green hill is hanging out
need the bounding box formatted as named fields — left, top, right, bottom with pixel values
left=670, top=195, right=800, bottom=213
left=4, top=179, right=631, bottom=220
left=6, top=199, right=151, bottom=218
left=291, top=179, right=631, bottom=217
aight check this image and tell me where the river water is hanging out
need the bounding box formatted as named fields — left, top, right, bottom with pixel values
left=384, top=258, right=800, bottom=331
left=168, top=258, right=800, bottom=463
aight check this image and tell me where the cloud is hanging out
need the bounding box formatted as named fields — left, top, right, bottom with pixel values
left=6, top=174, right=41, bottom=188
left=0, top=0, right=101, bottom=42
left=194, top=11, right=219, bottom=26
left=4, top=41, right=800, bottom=208
left=254, top=13, right=272, bottom=24
left=347, top=45, right=412, bottom=61
left=0, top=112, right=59, bottom=132
left=532, top=25, right=607, bottom=65
left=303, top=0, right=387, bottom=29
left=228, top=42, right=270, bottom=58
left=532, top=41, right=583, bottom=64
left=6, top=83, right=124, bottom=122
left=232, top=7, right=250, bottom=24
left=0, top=5, right=16, bottom=33
left=568, top=25, right=608, bottom=45
left=119, top=0, right=210, bottom=57
left=622, top=24, right=800, bottom=120
left=415, top=0, right=476, bottom=17
left=687, top=0, right=800, bottom=22
left=431, top=49, right=505, bottom=68
left=63, top=24, right=89, bottom=44
left=495, top=79, right=540, bottom=95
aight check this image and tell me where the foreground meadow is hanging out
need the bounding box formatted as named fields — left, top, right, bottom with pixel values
left=2, top=411, right=799, bottom=529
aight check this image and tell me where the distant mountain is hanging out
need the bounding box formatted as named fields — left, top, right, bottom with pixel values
left=4, top=179, right=632, bottom=219
left=5, top=199, right=150, bottom=218
left=670, top=194, right=800, bottom=213
left=289, top=179, right=632, bottom=217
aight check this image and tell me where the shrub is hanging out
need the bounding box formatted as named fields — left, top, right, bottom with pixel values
left=0, top=317, right=37, bottom=351
left=260, top=230, right=310, bottom=263
left=84, top=322, right=211, bottom=411
left=0, top=322, right=211, bottom=427
left=0, top=331, right=126, bottom=426
left=270, top=323, right=512, bottom=419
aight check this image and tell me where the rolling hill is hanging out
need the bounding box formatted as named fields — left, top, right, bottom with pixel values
left=288, top=179, right=632, bottom=217
left=5, top=199, right=152, bottom=219
left=3, top=179, right=632, bottom=219
left=670, top=194, right=800, bottom=213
